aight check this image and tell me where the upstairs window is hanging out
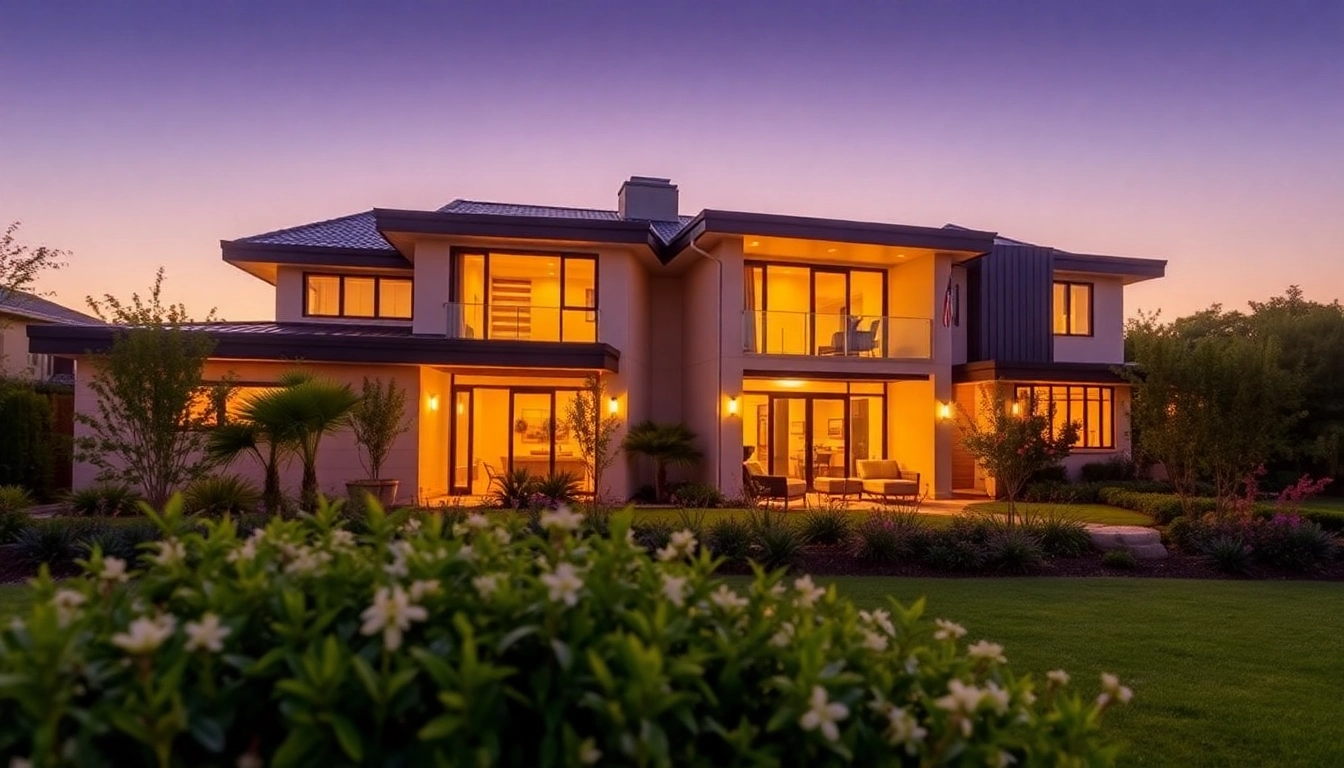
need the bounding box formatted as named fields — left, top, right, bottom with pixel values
left=1053, top=281, right=1092, bottom=336
left=304, top=274, right=412, bottom=319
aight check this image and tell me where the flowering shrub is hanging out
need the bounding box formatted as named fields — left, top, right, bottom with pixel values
left=1, top=498, right=1131, bottom=766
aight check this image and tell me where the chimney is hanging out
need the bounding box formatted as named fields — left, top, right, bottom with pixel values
left=617, top=176, right=679, bottom=222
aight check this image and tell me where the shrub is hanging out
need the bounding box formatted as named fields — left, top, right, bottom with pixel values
left=1097, top=489, right=1215, bottom=524
left=1101, top=549, right=1138, bottom=570
left=491, top=468, right=537, bottom=509
left=183, top=475, right=261, bottom=517
left=630, top=519, right=674, bottom=552
left=1080, top=456, right=1138, bottom=483
left=0, top=386, right=54, bottom=498
left=533, top=471, right=582, bottom=507
left=1029, top=465, right=1070, bottom=485
left=1252, top=516, right=1337, bottom=571
left=706, top=517, right=753, bottom=562
left=749, top=509, right=805, bottom=571
left=799, top=509, right=852, bottom=546
left=1205, top=534, right=1253, bottom=574
left=10, top=522, right=79, bottom=569
left=1164, top=516, right=1197, bottom=551
left=921, top=531, right=985, bottom=571
left=851, top=511, right=928, bottom=563
left=1022, top=513, right=1094, bottom=558
left=66, top=483, right=142, bottom=517
left=0, top=484, right=34, bottom=513
left=949, top=514, right=998, bottom=548
left=0, top=508, right=31, bottom=546
left=0, top=496, right=1131, bottom=766
left=669, top=481, right=724, bottom=509
left=984, top=529, right=1046, bottom=574
left=75, top=519, right=163, bottom=563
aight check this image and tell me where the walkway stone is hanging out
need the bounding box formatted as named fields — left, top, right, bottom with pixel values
left=1084, top=524, right=1168, bottom=559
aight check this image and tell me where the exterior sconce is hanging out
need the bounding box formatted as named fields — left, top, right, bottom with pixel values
left=428, top=394, right=439, bottom=412
left=1010, top=401, right=1022, bottom=416
left=938, top=402, right=951, bottom=420
left=727, top=396, right=739, bottom=416
left=608, top=397, right=619, bottom=415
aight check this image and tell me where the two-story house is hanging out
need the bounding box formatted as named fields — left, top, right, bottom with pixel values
left=0, top=289, right=99, bottom=382
left=30, top=176, right=1164, bottom=503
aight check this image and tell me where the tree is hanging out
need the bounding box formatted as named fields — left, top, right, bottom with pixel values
left=242, top=372, right=358, bottom=510
left=621, top=421, right=703, bottom=503
left=207, top=417, right=290, bottom=516
left=349, top=377, right=410, bottom=480
left=0, top=221, right=67, bottom=308
left=957, top=384, right=1079, bottom=526
left=564, top=374, right=621, bottom=503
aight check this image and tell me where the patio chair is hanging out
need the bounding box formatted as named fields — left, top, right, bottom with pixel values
left=849, top=318, right=882, bottom=356
left=743, top=461, right=808, bottom=510
left=855, top=459, right=920, bottom=501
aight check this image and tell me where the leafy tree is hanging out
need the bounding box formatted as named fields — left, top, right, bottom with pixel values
left=957, top=384, right=1079, bottom=526
left=75, top=271, right=218, bottom=506
left=207, top=417, right=290, bottom=516
left=0, top=221, right=67, bottom=308
left=241, top=372, right=359, bottom=510
left=564, top=374, right=621, bottom=503
left=349, top=377, right=410, bottom=480
left=621, top=421, right=703, bottom=503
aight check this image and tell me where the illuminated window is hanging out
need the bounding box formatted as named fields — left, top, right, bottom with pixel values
left=303, top=274, right=413, bottom=319
left=1053, top=282, right=1092, bottom=336
left=1015, top=385, right=1114, bottom=449
left=452, top=250, right=596, bottom=341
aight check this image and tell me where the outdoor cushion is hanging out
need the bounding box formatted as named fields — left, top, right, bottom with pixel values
left=744, top=461, right=767, bottom=477
left=861, top=478, right=919, bottom=498
left=815, top=477, right=861, bottom=495
left=855, top=459, right=903, bottom=480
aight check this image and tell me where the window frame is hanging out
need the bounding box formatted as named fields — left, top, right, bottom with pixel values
left=1053, top=280, right=1093, bottom=337
left=449, top=248, right=599, bottom=341
left=1015, top=384, right=1115, bottom=449
left=302, top=272, right=413, bottom=320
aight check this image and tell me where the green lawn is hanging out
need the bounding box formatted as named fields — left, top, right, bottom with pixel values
left=824, top=577, right=1344, bottom=767
left=0, top=583, right=30, bottom=618
left=962, top=501, right=1154, bottom=527
left=626, top=507, right=954, bottom=529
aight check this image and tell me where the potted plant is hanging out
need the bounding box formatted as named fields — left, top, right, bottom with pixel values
left=347, top=377, right=410, bottom=507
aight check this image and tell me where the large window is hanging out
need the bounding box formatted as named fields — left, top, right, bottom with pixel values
left=1015, top=385, right=1114, bottom=449
left=304, top=274, right=412, bottom=319
left=744, top=261, right=887, bottom=356
left=1053, top=281, right=1092, bottom=336
left=452, top=250, right=596, bottom=342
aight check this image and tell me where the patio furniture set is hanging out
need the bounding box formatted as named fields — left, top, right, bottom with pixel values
left=742, top=459, right=920, bottom=510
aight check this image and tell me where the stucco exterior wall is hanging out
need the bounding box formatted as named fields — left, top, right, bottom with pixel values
left=0, top=320, right=32, bottom=378
left=1053, top=275, right=1125, bottom=364
left=647, top=276, right=684, bottom=425
left=680, top=250, right=729, bottom=494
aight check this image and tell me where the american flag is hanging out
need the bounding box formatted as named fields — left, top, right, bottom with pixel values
left=941, top=275, right=954, bottom=328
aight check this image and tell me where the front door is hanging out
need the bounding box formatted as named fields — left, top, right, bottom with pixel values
left=767, top=395, right=848, bottom=490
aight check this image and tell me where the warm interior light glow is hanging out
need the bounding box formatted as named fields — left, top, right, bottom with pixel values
left=1010, top=401, right=1022, bottom=416
left=749, top=240, right=760, bottom=247
left=455, top=400, right=464, bottom=415
left=608, top=396, right=619, bottom=415
left=727, top=396, right=739, bottom=415
left=776, top=379, right=804, bottom=388
left=428, top=394, right=439, bottom=412
left=938, top=402, right=952, bottom=420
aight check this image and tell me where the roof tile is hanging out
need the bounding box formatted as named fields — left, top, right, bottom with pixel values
left=236, top=211, right=395, bottom=251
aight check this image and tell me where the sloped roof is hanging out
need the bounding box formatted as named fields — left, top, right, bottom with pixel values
left=439, top=200, right=695, bottom=244
left=0, top=290, right=102, bottom=325
left=234, top=211, right=397, bottom=252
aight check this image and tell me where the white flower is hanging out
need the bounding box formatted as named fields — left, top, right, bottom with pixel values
left=184, top=613, right=231, bottom=653
left=994, top=751, right=1018, bottom=768
left=228, top=538, right=259, bottom=563
left=493, top=527, right=511, bottom=545
left=151, top=538, right=186, bottom=567
left=859, top=608, right=895, bottom=637
left=540, top=563, right=585, bottom=607
left=329, top=530, right=356, bottom=549
left=111, top=614, right=176, bottom=655
left=472, top=573, right=502, bottom=599
left=539, top=505, right=584, bottom=533
left=768, top=583, right=787, bottom=599
left=792, top=575, right=826, bottom=609
left=51, top=589, right=86, bottom=626
left=935, top=679, right=984, bottom=714
left=1098, top=673, right=1133, bottom=706
left=409, top=579, right=442, bottom=601
left=465, top=513, right=491, bottom=530
left=904, top=656, right=920, bottom=674
left=1047, top=669, right=1070, bottom=686
left=284, top=546, right=332, bottom=576
left=798, top=685, right=849, bottom=742
left=933, top=618, right=966, bottom=641
left=400, top=517, right=422, bottom=534
left=578, top=738, right=602, bottom=764
left=384, top=540, right=414, bottom=577
left=709, top=584, right=748, bottom=614
left=967, top=640, right=1006, bottom=664
left=359, top=586, right=428, bottom=651
left=770, top=621, right=795, bottom=648
left=99, top=557, right=130, bottom=583
left=871, top=701, right=927, bottom=752
left=982, top=681, right=1010, bottom=715
left=660, top=573, right=688, bottom=607
left=657, top=529, right=698, bottom=561
left=11, top=758, right=34, bottom=768
left=860, top=628, right=889, bottom=653
left=236, top=753, right=263, bottom=768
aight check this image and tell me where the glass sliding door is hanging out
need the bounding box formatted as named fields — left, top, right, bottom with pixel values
left=450, top=385, right=590, bottom=496
left=745, top=261, right=889, bottom=356
left=741, top=384, right=887, bottom=489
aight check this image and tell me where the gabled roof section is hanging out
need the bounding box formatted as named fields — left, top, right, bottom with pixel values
left=231, top=211, right=397, bottom=252
left=432, top=200, right=696, bottom=246
left=0, top=290, right=102, bottom=325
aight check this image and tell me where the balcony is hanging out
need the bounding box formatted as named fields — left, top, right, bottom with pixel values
left=446, top=302, right=598, bottom=343
left=743, top=310, right=932, bottom=360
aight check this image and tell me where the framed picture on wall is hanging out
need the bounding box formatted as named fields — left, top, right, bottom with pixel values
left=827, top=418, right=844, bottom=438
left=790, top=420, right=805, bottom=436
left=520, top=408, right=549, bottom=443
left=756, top=405, right=768, bottom=445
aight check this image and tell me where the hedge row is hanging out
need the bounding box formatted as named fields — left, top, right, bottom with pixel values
left=1095, top=487, right=1344, bottom=532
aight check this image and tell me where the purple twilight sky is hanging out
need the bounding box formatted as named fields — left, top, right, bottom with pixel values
left=2, top=0, right=1341, bottom=322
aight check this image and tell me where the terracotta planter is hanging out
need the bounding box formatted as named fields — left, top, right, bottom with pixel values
left=346, top=479, right=400, bottom=508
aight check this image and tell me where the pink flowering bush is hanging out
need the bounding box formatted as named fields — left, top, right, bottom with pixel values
left=1, top=497, right=1130, bottom=766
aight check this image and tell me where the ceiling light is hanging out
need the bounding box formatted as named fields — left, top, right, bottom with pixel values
left=749, top=240, right=760, bottom=247
left=826, top=248, right=837, bottom=254
left=777, top=379, right=804, bottom=388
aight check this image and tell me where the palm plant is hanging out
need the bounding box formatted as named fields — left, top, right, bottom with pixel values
left=620, top=420, right=703, bottom=503
left=207, top=419, right=289, bottom=515
left=246, top=373, right=359, bottom=510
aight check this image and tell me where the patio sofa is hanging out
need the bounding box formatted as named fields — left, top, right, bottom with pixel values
left=743, top=461, right=808, bottom=510
left=855, top=459, right=920, bottom=501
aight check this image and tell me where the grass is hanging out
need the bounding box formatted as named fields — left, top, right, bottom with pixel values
left=0, top=583, right=31, bottom=618
left=824, top=577, right=1344, bottom=767
left=625, top=507, right=956, bottom=529
left=962, top=501, right=1153, bottom=527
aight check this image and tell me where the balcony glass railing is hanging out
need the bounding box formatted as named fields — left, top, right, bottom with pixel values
left=742, top=310, right=932, bottom=360
left=445, top=302, right=598, bottom=343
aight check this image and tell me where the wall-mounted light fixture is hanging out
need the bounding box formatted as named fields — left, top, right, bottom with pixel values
left=428, top=394, right=439, bottom=412
left=456, top=400, right=464, bottom=416
left=727, top=396, right=739, bottom=416
left=608, top=397, right=619, bottom=415
left=1010, top=401, right=1022, bottom=416
left=938, top=402, right=952, bottom=420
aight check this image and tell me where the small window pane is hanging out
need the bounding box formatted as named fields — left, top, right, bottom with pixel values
left=345, top=277, right=376, bottom=317
left=1070, top=284, right=1092, bottom=335
left=307, top=276, right=341, bottom=316
left=379, top=279, right=412, bottom=319
left=1053, top=283, right=1069, bottom=334
left=562, top=310, right=595, bottom=342
left=564, top=258, right=596, bottom=308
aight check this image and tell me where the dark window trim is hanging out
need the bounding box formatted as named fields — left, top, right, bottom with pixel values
left=1053, top=280, right=1094, bottom=337
left=1015, top=384, right=1115, bottom=449
left=450, top=248, right=599, bottom=341
left=746, top=259, right=890, bottom=355
left=302, top=272, right=413, bottom=320
left=448, top=381, right=587, bottom=495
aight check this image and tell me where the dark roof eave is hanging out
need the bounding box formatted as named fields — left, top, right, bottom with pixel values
left=1053, top=252, right=1167, bottom=280
left=953, top=360, right=1133, bottom=385
left=663, top=210, right=997, bottom=262
left=221, top=241, right=411, bottom=271
left=374, top=208, right=660, bottom=253
left=27, top=325, right=619, bottom=372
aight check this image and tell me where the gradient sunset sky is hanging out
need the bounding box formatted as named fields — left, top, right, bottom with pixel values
left=2, top=0, right=1341, bottom=321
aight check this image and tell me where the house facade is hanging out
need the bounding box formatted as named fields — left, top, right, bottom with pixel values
left=30, top=176, right=1165, bottom=503
left=0, top=290, right=98, bottom=382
